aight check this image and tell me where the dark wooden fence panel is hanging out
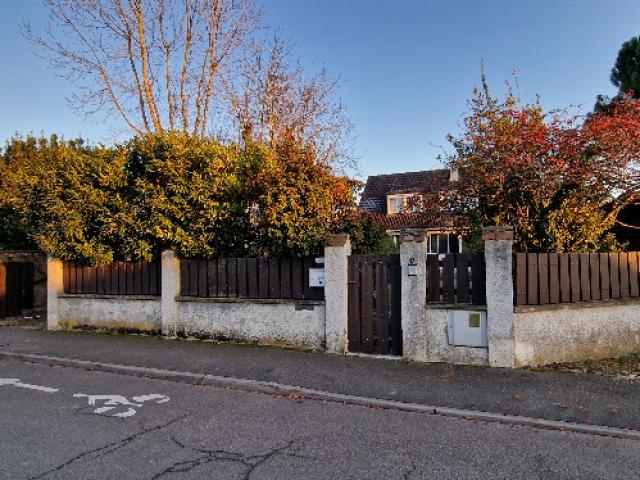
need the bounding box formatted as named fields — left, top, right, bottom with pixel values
left=526, top=254, right=538, bottom=305
left=63, top=260, right=161, bottom=296
left=514, top=252, right=640, bottom=306
left=610, top=253, right=620, bottom=299
left=457, top=254, right=470, bottom=304
left=580, top=254, right=590, bottom=301
left=620, top=253, right=630, bottom=299
left=426, top=255, right=440, bottom=303
left=347, top=258, right=361, bottom=353
left=219, top=258, right=229, bottom=297
left=559, top=253, right=570, bottom=303
left=538, top=254, right=549, bottom=304
left=347, top=255, right=402, bottom=356
left=425, top=253, right=486, bottom=305
left=515, top=254, right=525, bottom=305
left=375, top=261, right=390, bottom=351
left=0, top=263, right=5, bottom=318
left=247, top=258, right=259, bottom=298
left=630, top=252, right=639, bottom=297
left=389, top=260, right=402, bottom=354
left=600, top=254, right=610, bottom=300
left=180, top=257, right=324, bottom=300
left=569, top=254, right=580, bottom=303
left=0, top=262, right=35, bottom=318
left=442, top=254, right=455, bottom=303
left=589, top=254, right=600, bottom=301
left=470, top=254, right=486, bottom=304
left=548, top=253, right=559, bottom=304
left=360, top=260, right=374, bottom=353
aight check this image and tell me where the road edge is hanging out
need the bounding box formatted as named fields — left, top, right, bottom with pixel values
left=1, top=349, right=639, bottom=442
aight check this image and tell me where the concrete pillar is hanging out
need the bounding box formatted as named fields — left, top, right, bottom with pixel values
left=400, top=236, right=428, bottom=361
left=483, top=226, right=515, bottom=368
left=160, top=249, right=181, bottom=337
left=46, top=257, right=64, bottom=330
left=324, top=234, right=351, bottom=353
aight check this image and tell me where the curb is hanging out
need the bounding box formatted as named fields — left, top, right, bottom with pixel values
left=2, top=350, right=640, bottom=442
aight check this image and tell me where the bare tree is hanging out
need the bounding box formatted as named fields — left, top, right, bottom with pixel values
left=23, top=0, right=260, bottom=136
left=24, top=1, right=354, bottom=169
left=227, top=35, right=354, bottom=168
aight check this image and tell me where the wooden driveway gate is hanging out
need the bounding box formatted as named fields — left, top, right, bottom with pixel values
left=347, top=254, right=402, bottom=356
left=0, top=262, right=35, bottom=319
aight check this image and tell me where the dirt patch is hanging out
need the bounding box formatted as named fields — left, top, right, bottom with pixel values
left=535, top=352, right=640, bottom=382
left=0, top=315, right=45, bottom=330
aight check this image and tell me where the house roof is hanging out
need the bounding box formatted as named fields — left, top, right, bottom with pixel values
left=360, top=168, right=465, bottom=231
left=368, top=212, right=465, bottom=231
left=360, top=169, right=451, bottom=207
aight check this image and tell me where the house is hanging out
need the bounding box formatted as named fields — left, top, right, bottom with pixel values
left=359, top=168, right=466, bottom=253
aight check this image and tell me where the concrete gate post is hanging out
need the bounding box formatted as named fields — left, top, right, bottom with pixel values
left=46, top=257, right=64, bottom=330
left=324, top=234, right=351, bottom=354
left=160, top=249, right=181, bottom=337
left=483, top=226, right=516, bottom=368
left=400, top=235, right=428, bottom=362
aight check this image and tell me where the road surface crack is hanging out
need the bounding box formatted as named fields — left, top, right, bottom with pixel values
left=403, top=462, right=418, bottom=480
left=28, top=414, right=190, bottom=479
left=152, top=438, right=307, bottom=479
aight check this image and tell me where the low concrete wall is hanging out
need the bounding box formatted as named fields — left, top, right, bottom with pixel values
left=45, top=236, right=640, bottom=366
left=0, top=250, right=47, bottom=314
left=176, top=298, right=326, bottom=349
left=48, top=250, right=328, bottom=350
left=58, top=295, right=161, bottom=331
left=425, top=307, right=489, bottom=366
left=514, top=300, right=640, bottom=367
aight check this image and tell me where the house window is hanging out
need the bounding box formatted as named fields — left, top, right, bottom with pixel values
left=427, top=233, right=463, bottom=254
left=387, top=195, right=407, bottom=214
left=387, top=193, right=419, bottom=214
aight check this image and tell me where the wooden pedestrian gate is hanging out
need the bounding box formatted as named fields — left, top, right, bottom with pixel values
left=347, top=255, right=402, bottom=356
left=0, top=262, right=35, bottom=319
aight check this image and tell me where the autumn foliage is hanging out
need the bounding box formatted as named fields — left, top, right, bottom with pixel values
left=0, top=133, right=382, bottom=263
left=448, top=82, right=640, bottom=252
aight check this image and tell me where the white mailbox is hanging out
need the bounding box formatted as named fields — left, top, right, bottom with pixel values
left=309, top=268, right=325, bottom=288
left=447, top=310, right=487, bottom=347
left=407, top=257, right=418, bottom=276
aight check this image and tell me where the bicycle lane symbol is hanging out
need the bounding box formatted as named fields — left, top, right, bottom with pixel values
left=73, top=393, right=170, bottom=418
left=0, top=377, right=169, bottom=418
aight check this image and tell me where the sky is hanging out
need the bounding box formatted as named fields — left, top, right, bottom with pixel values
left=1, top=0, right=639, bottom=180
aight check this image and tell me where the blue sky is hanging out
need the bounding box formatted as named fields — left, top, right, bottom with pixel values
left=1, top=1, right=639, bottom=179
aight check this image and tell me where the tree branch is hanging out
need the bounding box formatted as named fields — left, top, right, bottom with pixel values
left=130, top=0, right=163, bottom=132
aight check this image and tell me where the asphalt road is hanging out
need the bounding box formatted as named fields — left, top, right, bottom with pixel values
left=1, top=359, right=639, bottom=480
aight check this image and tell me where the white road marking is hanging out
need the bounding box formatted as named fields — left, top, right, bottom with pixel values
left=132, top=394, right=170, bottom=404
left=74, top=394, right=136, bottom=407
left=0, top=378, right=59, bottom=393
left=0, top=375, right=169, bottom=418
left=73, top=393, right=170, bottom=418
